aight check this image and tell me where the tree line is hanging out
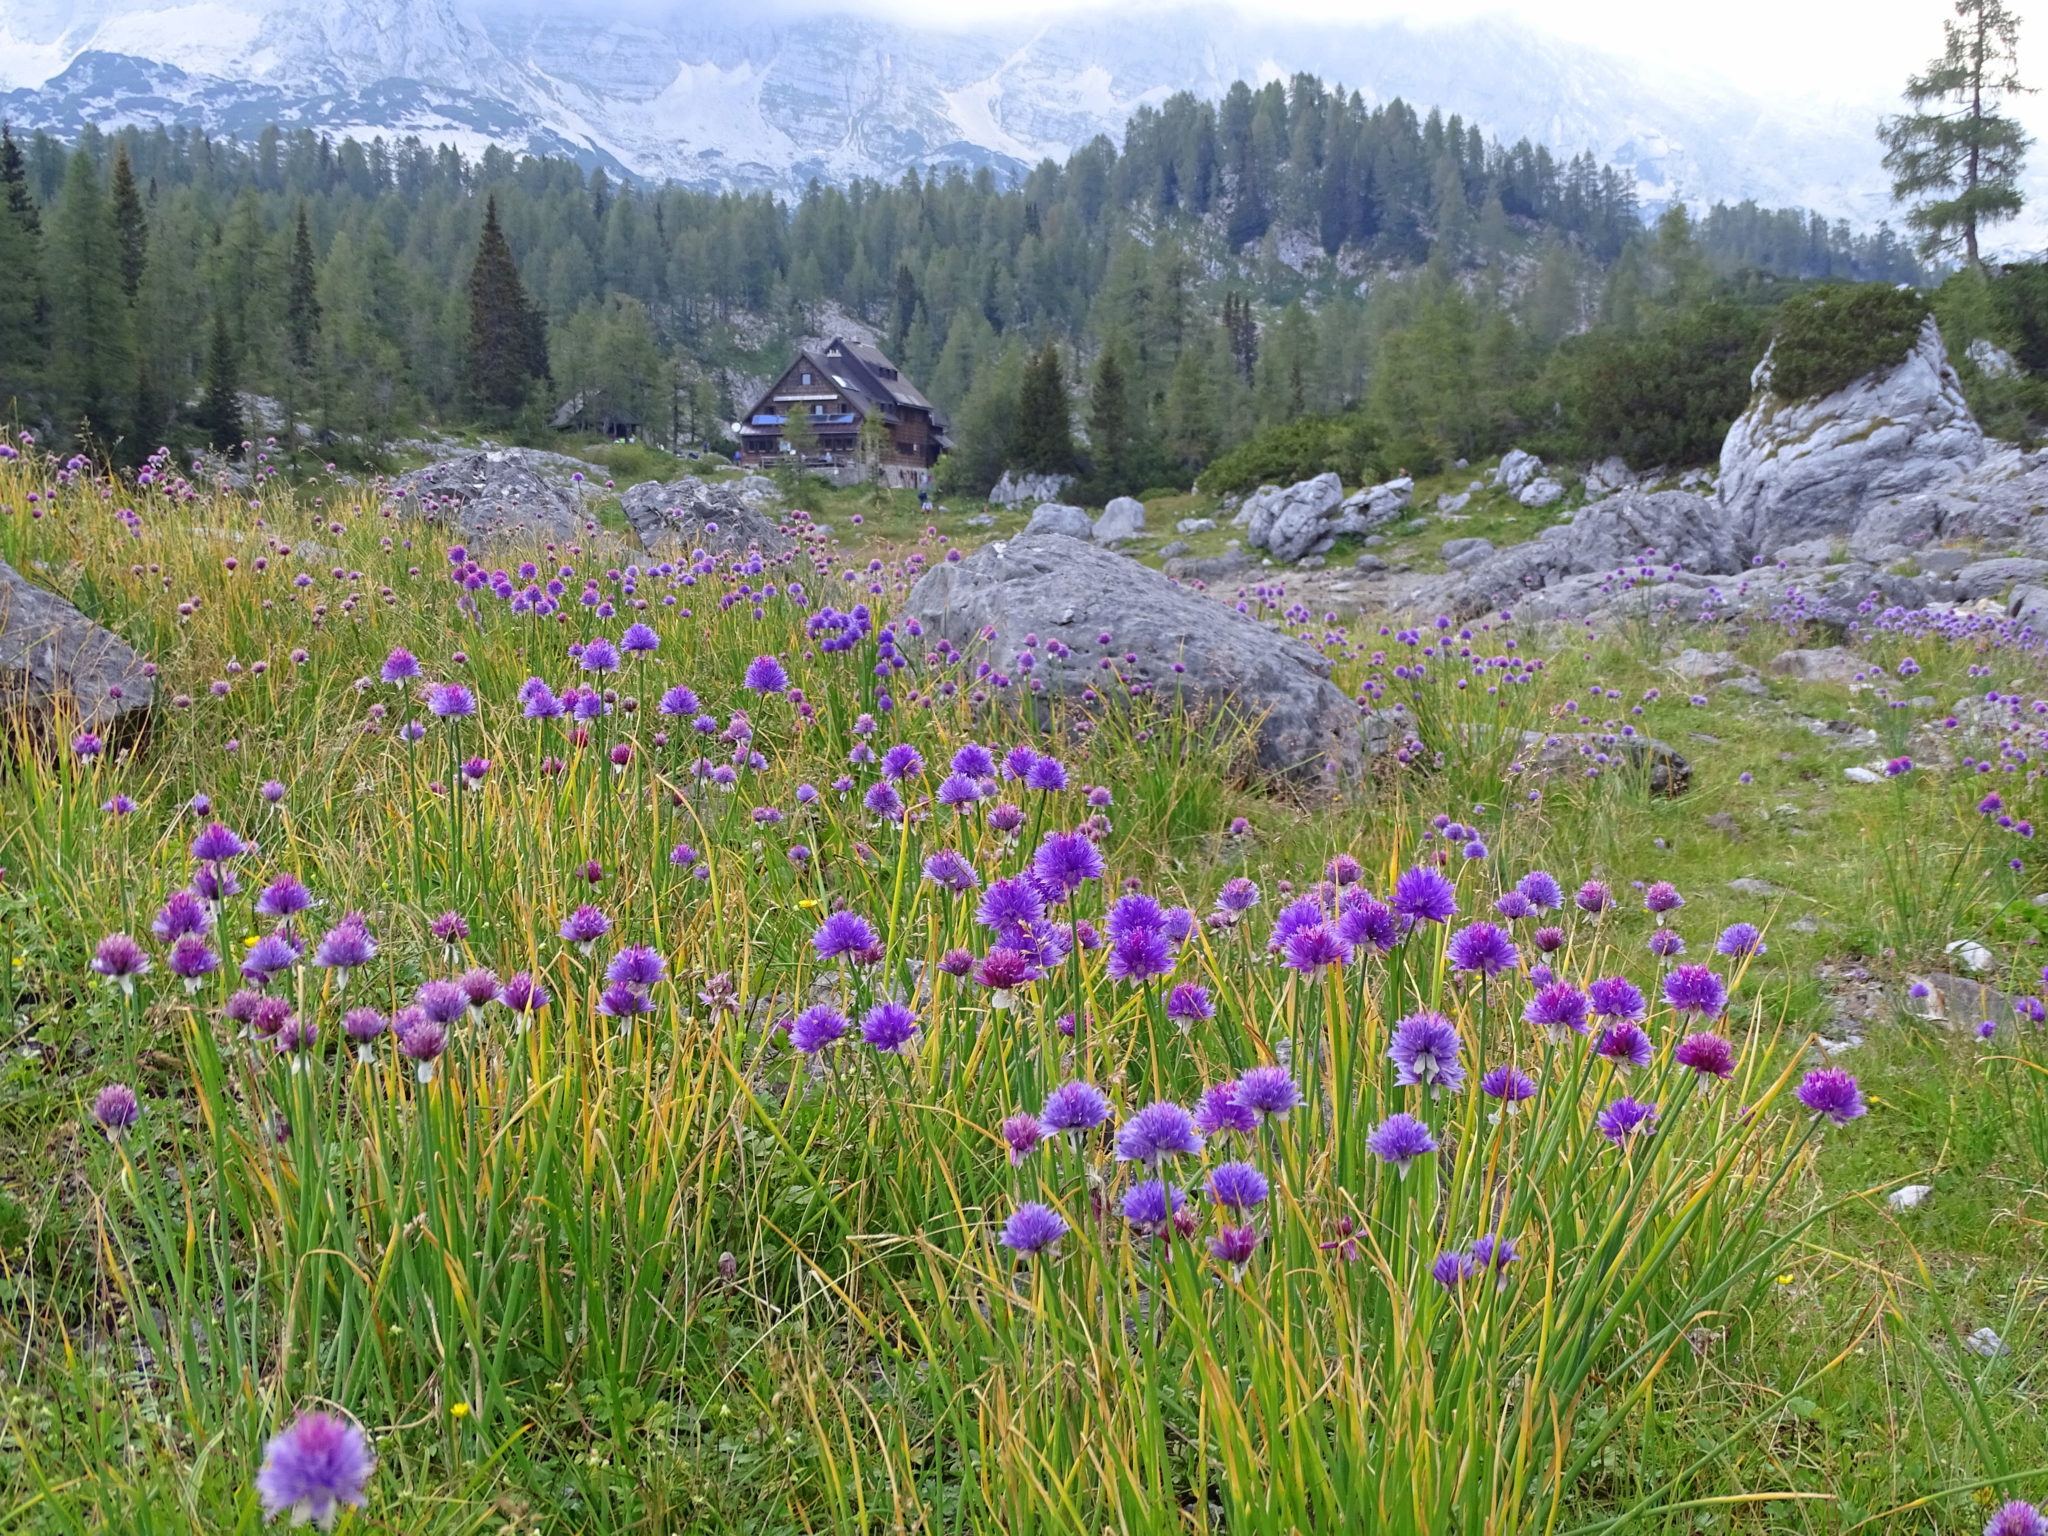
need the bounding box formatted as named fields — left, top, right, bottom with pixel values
left=0, top=70, right=1932, bottom=482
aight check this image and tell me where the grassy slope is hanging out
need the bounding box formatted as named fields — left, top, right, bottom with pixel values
left=0, top=452, right=2042, bottom=1534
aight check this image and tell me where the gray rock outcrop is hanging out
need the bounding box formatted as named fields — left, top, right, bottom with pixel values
left=1408, top=489, right=1742, bottom=619
left=1094, top=497, right=1147, bottom=543
left=1719, top=315, right=1985, bottom=558
left=1335, top=477, right=1413, bottom=533
left=1494, top=449, right=1544, bottom=495
left=990, top=470, right=1074, bottom=507
left=903, top=533, right=1360, bottom=781
left=387, top=450, right=591, bottom=546
left=1236, top=472, right=1346, bottom=563
left=1, top=559, right=154, bottom=739
left=1517, top=477, right=1567, bottom=508
left=620, top=475, right=791, bottom=556
left=1024, top=503, right=1096, bottom=540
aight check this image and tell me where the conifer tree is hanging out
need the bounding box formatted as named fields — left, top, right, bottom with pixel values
left=465, top=195, right=548, bottom=412
left=0, top=125, right=43, bottom=407
left=110, top=144, right=147, bottom=302
left=195, top=306, right=244, bottom=454
left=45, top=147, right=134, bottom=445
left=286, top=203, right=321, bottom=372
left=1012, top=341, right=1077, bottom=474
left=1087, top=347, right=1133, bottom=493
left=1881, top=0, right=2033, bottom=265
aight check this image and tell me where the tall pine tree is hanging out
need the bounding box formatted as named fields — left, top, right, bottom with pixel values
left=465, top=195, right=548, bottom=412
left=110, top=144, right=147, bottom=302
left=0, top=125, right=43, bottom=410
left=45, top=147, right=134, bottom=446
left=286, top=203, right=321, bottom=372
left=1086, top=347, right=1133, bottom=494
left=1012, top=341, right=1077, bottom=474
left=1881, top=0, right=2033, bottom=265
left=195, top=306, right=244, bottom=454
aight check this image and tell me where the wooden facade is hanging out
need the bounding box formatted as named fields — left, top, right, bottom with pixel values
left=734, top=338, right=949, bottom=486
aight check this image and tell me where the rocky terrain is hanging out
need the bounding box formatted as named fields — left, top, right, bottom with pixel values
left=1118, top=316, right=2048, bottom=633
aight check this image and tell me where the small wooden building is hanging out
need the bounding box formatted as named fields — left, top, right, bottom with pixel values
left=734, top=339, right=949, bottom=487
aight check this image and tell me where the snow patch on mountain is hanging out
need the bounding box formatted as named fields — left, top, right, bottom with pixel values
left=0, top=0, right=2038, bottom=248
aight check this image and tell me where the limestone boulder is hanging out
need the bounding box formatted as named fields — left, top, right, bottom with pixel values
left=903, top=534, right=1360, bottom=782
left=1, top=559, right=154, bottom=741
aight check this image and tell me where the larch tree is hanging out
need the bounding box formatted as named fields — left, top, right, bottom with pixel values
left=195, top=306, right=244, bottom=454
left=1881, top=0, right=2033, bottom=266
left=1012, top=341, right=1077, bottom=474
left=109, top=145, right=147, bottom=302
left=286, top=204, right=321, bottom=372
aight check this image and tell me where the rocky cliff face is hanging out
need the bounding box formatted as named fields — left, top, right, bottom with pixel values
left=1717, top=316, right=1986, bottom=560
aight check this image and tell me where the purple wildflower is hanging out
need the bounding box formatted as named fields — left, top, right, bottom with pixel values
left=1336, top=896, right=1399, bottom=953
left=94, top=1083, right=140, bottom=1137
left=1120, top=1179, right=1185, bottom=1230
left=1366, top=1112, right=1439, bottom=1176
left=380, top=647, right=420, bottom=684
left=1106, top=927, right=1174, bottom=984
left=1000, top=1113, right=1044, bottom=1164
left=190, top=821, right=249, bottom=862
left=1210, top=1224, right=1261, bottom=1272
left=1000, top=1202, right=1068, bottom=1255
left=788, top=1005, right=849, bottom=1054
left=1795, top=1068, right=1867, bottom=1125
left=152, top=891, right=213, bottom=941
left=1115, top=1101, right=1205, bottom=1163
left=1165, top=983, right=1214, bottom=1026
left=1480, top=1065, right=1538, bottom=1104
left=559, top=904, right=611, bottom=949
left=425, top=682, right=475, bottom=718
left=860, top=1000, right=919, bottom=1053
left=1643, top=881, right=1684, bottom=915
left=1207, top=1161, right=1269, bottom=1209
left=414, top=979, right=468, bottom=1026
left=1193, top=1081, right=1258, bottom=1139
left=1282, top=922, right=1351, bottom=973
left=91, top=933, right=151, bottom=990
left=743, top=654, right=790, bottom=693
left=1596, top=1022, right=1654, bottom=1070
left=1236, top=1065, right=1302, bottom=1122
left=1588, top=975, right=1647, bottom=1021
left=167, top=935, right=220, bottom=988
left=1674, top=1032, right=1737, bottom=1079
left=1447, top=920, right=1519, bottom=977
left=1715, top=923, right=1766, bottom=958
left=1517, top=870, right=1563, bottom=910
left=1041, top=1080, right=1112, bottom=1138
left=255, top=1410, right=375, bottom=1529
left=1390, top=1011, right=1465, bottom=1092
left=1663, top=964, right=1728, bottom=1017
left=1575, top=880, right=1613, bottom=914
left=598, top=981, right=656, bottom=1020
left=1032, top=829, right=1105, bottom=896
left=496, top=972, right=549, bottom=1016
left=1432, top=1249, right=1477, bottom=1288
left=254, top=874, right=314, bottom=921
left=1392, top=865, right=1458, bottom=924
left=1596, top=1096, right=1659, bottom=1144
left=1524, top=982, right=1589, bottom=1037
left=1985, top=1504, right=2048, bottom=1536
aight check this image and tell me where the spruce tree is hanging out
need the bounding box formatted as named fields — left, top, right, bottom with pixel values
left=110, top=143, right=147, bottom=302
left=465, top=195, right=548, bottom=412
left=45, top=147, right=134, bottom=445
left=1087, top=347, right=1133, bottom=494
left=286, top=203, right=321, bottom=371
left=1881, top=0, right=2033, bottom=265
left=0, top=125, right=43, bottom=408
left=1012, top=342, right=1077, bottom=474
left=195, top=307, right=244, bottom=454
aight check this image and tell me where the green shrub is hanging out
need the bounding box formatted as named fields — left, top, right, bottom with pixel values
left=1767, top=283, right=1930, bottom=402
left=1196, top=415, right=1356, bottom=495
left=1548, top=298, right=1770, bottom=468
left=1992, top=262, right=2048, bottom=375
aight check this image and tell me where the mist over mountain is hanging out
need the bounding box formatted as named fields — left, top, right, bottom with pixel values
left=0, top=0, right=1929, bottom=230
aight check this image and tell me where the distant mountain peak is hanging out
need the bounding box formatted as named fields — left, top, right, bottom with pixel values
left=0, top=0, right=2010, bottom=242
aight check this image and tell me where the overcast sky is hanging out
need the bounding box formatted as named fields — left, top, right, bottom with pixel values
left=869, top=0, right=2047, bottom=120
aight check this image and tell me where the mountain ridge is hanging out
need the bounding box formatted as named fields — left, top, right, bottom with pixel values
left=1, top=0, right=2033, bottom=247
